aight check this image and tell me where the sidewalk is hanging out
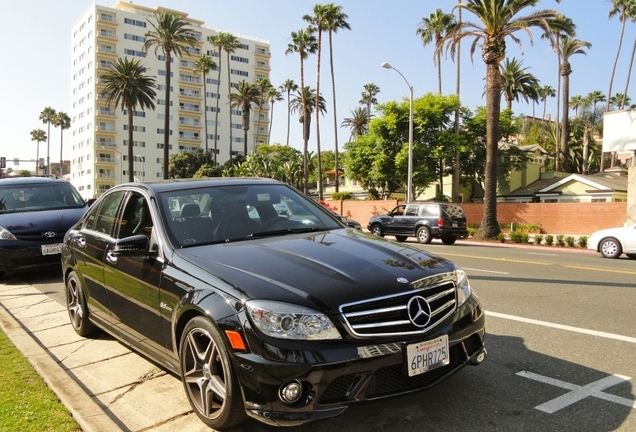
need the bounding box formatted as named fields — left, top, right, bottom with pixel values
left=0, top=279, right=210, bottom=432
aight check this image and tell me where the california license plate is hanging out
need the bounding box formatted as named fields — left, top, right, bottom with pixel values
left=406, top=335, right=449, bottom=377
left=41, top=243, right=63, bottom=255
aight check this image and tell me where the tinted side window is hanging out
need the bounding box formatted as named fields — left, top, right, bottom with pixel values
left=91, top=191, right=125, bottom=235
left=404, top=205, right=418, bottom=216
left=419, top=205, right=439, bottom=217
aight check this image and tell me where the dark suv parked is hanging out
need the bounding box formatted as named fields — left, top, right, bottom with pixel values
left=368, top=202, right=468, bottom=244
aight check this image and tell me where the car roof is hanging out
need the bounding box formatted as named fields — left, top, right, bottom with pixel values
left=112, top=177, right=284, bottom=194
left=0, top=176, right=70, bottom=185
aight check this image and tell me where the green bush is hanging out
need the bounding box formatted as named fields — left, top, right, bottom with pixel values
left=556, top=234, right=566, bottom=247
left=467, top=225, right=478, bottom=236
left=330, top=192, right=355, bottom=200
left=565, top=236, right=576, bottom=247
left=534, top=234, right=544, bottom=245
left=510, top=231, right=529, bottom=244
left=497, top=232, right=506, bottom=243
left=545, top=234, right=554, bottom=246
left=577, top=236, right=588, bottom=248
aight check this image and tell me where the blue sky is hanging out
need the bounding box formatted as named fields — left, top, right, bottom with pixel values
left=0, top=0, right=633, bottom=166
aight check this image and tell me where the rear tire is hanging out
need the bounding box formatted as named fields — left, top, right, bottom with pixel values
left=599, top=237, right=622, bottom=259
left=394, top=235, right=408, bottom=242
left=66, top=271, right=97, bottom=337
left=441, top=236, right=457, bottom=245
left=371, top=224, right=384, bottom=237
left=416, top=226, right=432, bottom=244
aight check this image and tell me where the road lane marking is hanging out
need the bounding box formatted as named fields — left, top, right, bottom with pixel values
left=528, top=253, right=558, bottom=257
left=517, top=371, right=636, bottom=413
left=463, top=267, right=510, bottom=275
left=486, top=311, right=636, bottom=344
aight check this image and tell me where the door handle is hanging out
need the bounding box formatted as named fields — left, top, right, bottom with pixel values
left=77, top=237, right=86, bottom=248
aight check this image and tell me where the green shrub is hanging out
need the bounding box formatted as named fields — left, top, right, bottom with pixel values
left=510, top=231, right=529, bottom=244
left=565, top=236, right=576, bottom=247
left=467, top=225, right=478, bottom=236
left=545, top=234, right=554, bottom=246
left=497, top=232, right=506, bottom=243
left=577, top=236, right=588, bottom=248
left=534, top=234, right=544, bottom=245
left=330, top=192, right=355, bottom=200
left=556, top=234, right=566, bottom=247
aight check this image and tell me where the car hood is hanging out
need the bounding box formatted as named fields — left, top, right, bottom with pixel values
left=175, top=229, right=456, bottom=313
left=0, top=207, right=87, bottom=235
left=591, top=225, right=635, bottom=238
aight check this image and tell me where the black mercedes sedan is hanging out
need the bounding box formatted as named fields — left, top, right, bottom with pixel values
left=61, top=178, right=486, bottom=430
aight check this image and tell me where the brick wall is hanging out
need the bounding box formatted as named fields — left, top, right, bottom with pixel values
left=324, top=200, right=628, bottom=235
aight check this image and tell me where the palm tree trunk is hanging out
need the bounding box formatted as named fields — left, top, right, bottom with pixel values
left=227, top=52, right=233, bottom=160
left=315, top=30, right=323, bottom=200
left=582, top=123, right=589, bottom=175
left=329, top=31, right=340, bottom=193
left=608, top=17, right=627, bottom=112
left=286, top=89, right=291, bottom=146
left=452, top=4, right=462, bottom=203
left=127, top=106, right=135, bottom=182
left=36, top=141, right=40, bottom=176
left=268, top=101, right=275, bottom=144
left=203, top=72, right=209, bottom=164
left=214, top=49, right=222, bottom=165
left=554, top=37, right=561, bottom=172
left=46, top=122, right=51, bottom=176
left=59, top=128, right=64, bottom=176
left=437, top=51, right=442, bottom=94
left=560, top=71, right=570, bottom=173
left=300, top=61, right=308, bottom=194
left=163, top=53, right=171, bottom=179
left=622, top=36, right=636, bottom=108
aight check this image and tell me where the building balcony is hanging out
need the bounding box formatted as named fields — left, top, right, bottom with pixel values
left=179, top=119, right=201, bottom=127
left=97, top=109, right=116, bottom=117
left=96, top=157, right=117, bottom=164
left=97, top=29, right=116, bottom=39
left=97, top=13, right=117, bottom=24
left=178, top=134, right=201, bottom=141
left=96, top=173, right=115, bottom=178
left=179, top=105, right=201, bottom=112
left=97, top=46, right=117, bottom=57
left=97, top=140, right=117, bottom=148
left=96, top=125, right=116, bottom=132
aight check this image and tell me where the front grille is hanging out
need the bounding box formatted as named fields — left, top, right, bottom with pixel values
left=340, top=275, right=457, bottom=337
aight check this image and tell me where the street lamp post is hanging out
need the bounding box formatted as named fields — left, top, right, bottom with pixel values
left=381, top=62, right=414, bottom=203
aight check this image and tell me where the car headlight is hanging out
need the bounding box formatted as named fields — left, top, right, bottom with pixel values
left=245, top=300, right=341, bottom=340
left=455, top=268, right=473, bottom=306
left=0, top=226, right=17, bottom=241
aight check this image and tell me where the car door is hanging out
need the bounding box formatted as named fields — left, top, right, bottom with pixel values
left=392, top=204, right=419, bottom=235
left=383, top=204, right=406, bottom=235
left=72, top=190, right=126, bottom=326
left=101, top=191, right=166, bottom=358
left=622, top=225, right=636, bottom=253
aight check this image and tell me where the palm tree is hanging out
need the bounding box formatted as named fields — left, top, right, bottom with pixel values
left=588, top=90, right=606, bottom=111
left=607, top=0, right=636, bottom=113
left=229, top=80, right=260, bottom=156
left=30, top=129, right=46, bottom=176
left=416, top=8, right=456, bottom=94
left=254, top=77, right=272, bottom=146
left=623, top=35, right=636, bottom=107
left=558, top=36, right=591, bottom=173
left=285, top=28, right=318, bottom=193
left=569, top=95, right=583, bottom=117
left=100, top=57, right=156, bottom=182
left=193, top=54, right=216, bottom=164
left=539, top=85, right=556, bottom=120
left=436, top=0, right=561, bottom=240
left=610, top=92, right=631, bottom=109
left=280, top=79, right=298, bottom=146
left=340, top=107, right=369, bottom=140
left=266, top=87, right=283, bottom=144
left=452, top=0, right=464, bottom=203
left=499, top=57, right=539, bottom=110
left=290, top=86, right=327, bottom=146
left=214, top=33, right=241, bottom=161
left=52, top=112, right=71, bottom=176
left=320, top=3, right=350, bottom=193
left=143, top=11, right=199, bottom=179
left=39, top=107, right=56, bottom=176
left=359, top=83, right=380, bottom=117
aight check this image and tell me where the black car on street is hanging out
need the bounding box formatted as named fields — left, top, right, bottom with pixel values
left=62, top=178, right=486, bottom=429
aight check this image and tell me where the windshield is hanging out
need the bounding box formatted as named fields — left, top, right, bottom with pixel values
left=0, top=182, right=86, bottom=213
left=160, top=183, right=342, bottom=247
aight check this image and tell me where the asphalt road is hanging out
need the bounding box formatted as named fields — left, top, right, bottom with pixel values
left=16, top=241, right=636, bottom=432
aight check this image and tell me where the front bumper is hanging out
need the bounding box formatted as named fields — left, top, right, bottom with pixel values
left=0, top=241, right=63, bottom=275
left=232, top=294, right=485, bottom=426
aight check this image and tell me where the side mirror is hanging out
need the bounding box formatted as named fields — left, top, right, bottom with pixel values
left=87, top=198, right=97, bottom=207
left=112, top=234, right=150, bottom=255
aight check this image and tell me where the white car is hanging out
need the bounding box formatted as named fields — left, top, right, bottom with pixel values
left=587, top=223, right=636, bottom=259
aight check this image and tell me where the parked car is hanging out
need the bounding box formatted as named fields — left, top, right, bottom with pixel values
left=0, top=176, right=88, bottom=278
left=368, top=202, right=468, bottom=244
left=587, top=223, right=636, bottom=259
left=330, top=211, right=362, bottom=230
left=62, top=178, right=486, bottom=430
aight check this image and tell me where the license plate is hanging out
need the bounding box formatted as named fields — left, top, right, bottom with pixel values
left=41, top=243, right=63, bottom=255
left=452, top=222, right=458, bottom=227
left=406, top=335, right=449, bottom=377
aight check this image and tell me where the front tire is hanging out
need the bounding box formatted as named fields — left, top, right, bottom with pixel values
left=66, top=271, right=96, bottom=337
left=599, top=237, right=622, bottom=259
left=394, top=235, right=408, bottom=242
left=180, top=316, right=246, bottom=429
left=371, top=224, right=384, bottom=237
left=441, top=235, right=457, bottom=245
left=416, top=226, right=432, bottom=244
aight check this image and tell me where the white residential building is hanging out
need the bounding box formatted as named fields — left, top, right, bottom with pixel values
left=70, top=1, right=271, bottom=199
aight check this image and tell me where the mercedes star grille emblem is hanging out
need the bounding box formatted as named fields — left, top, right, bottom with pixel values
left=43, top=231, right=57, bottom=238
left=407, top=296, right=432, bottom=328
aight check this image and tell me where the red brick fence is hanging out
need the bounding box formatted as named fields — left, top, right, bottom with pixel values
left=324, top=200, right=628, bottom=236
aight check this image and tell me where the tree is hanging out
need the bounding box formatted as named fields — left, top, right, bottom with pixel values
left=285, top=28, right=318, bottom=193
left=558, top=36, right=591, bottom=173
left=144, top=11, right=199, bottom=179
left=169, top=147, right=207, bottom=178
left=416, top=8, right=456, bottom=94
left=607, top=0, right=636, bottom=113
left=52, top=111, right=71, bottom=177
left=193, top=54, right=217, bottom=164
left=587, top=90, right=606, bottom=112
left=437, top=0, right=561, bottom=240
left=499, top=57, right=539, bottom=110
left=610, top=92, right=631, bottom=109
left=280, top=79, right=298, bottom=146
left=569, top=95, right=583, bottom=117
left=359, top=83, right=380, bottom=117
left=30, top=129, right=46, bottom=176
left=539, top=85, right=556, bottom=120
left=254, top=77, right=273, bottom=147
left=100, top=57, right=156, bottom=182
left=290, top=86, right=327, bottom=144
left=266, top=86, right=283, bottom=144
left=39, top=107, right=56, bottom=176
left=229, top=80, right=260, bottom=156
left=341, top=107, right=369, bottom=141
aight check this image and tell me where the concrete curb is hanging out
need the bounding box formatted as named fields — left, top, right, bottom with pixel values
left=0, top=290, right=123, bottom=432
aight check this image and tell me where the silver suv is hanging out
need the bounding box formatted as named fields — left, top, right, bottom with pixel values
left=368, top=202, right=468, bottom=244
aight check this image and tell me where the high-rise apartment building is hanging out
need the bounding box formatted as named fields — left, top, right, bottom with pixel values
left=70, top=1, right=271, bottom=199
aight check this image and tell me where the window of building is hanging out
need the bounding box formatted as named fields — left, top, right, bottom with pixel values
left=124, top=18, right=146, bottom=27
left=124, top=33, right=146, bottom=42
left=124, top=48, right=145, bottom=57
left=230, top=69, right=248, bottom=77
left=231, top=55, right=249, bottom=63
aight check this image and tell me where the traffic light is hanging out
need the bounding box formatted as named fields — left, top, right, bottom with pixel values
left=0, top=157, right=5, bottom=168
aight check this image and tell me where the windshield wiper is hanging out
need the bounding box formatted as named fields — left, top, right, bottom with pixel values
left=249, top=227, right=324, bottom=239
